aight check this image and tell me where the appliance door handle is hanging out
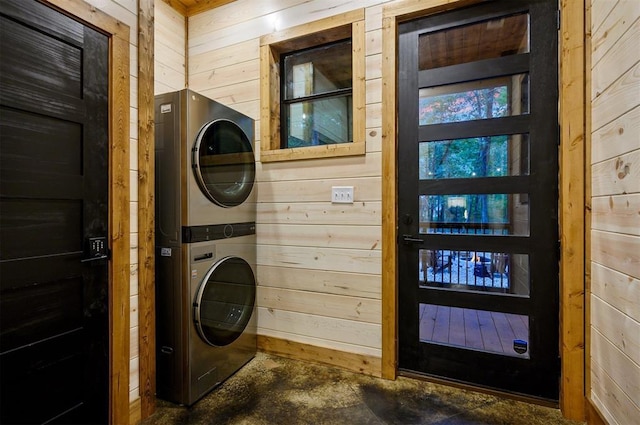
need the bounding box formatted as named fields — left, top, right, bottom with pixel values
left=193, top=252, right=213, bottom=262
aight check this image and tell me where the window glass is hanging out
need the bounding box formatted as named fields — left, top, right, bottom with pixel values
left=285, top=96, right=353, bottom=148
left=418, top=13, right=529, bottom=70
left=419, top=134, right=530, bottom=180
left=419, top=193, right=529, bottom=236
left=282, top=39, right=352, bottom=148
left=283, top=41, right=352, bottom=99
left=419, top=75, right=529, bottom=126
left=418, top=249, right=530, bottom=296
left=419, top=303, right=530, bottom=358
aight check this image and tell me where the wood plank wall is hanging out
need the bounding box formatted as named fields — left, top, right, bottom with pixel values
left=156, top=0, right=186, bottom=92
left=589, top=1, right=640, bottom=424
left=188, top=0, right=388, bottom=370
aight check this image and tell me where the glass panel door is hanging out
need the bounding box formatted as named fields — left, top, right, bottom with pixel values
left=397, top=0, right=559, bottom=400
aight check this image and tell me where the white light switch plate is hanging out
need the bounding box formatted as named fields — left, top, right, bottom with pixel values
left=331, top=186, right=354, bottom=204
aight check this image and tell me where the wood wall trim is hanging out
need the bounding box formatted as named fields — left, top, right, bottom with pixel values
left=584, top=0, right=593, bottom=414
left=559, top=0, right=586, bottom=420
left=380, top=13, right=397, bottom=381
left=129, top=398, right=142, bottom=425
left=137, top=0, right=156, bottom=421
left=257, top=335, right=382, bottom=377
left=41, top=2, right=132, bottom=424
left=586, top=399, right=607, bottom=425
left=259, top=10, right=366, bottom=163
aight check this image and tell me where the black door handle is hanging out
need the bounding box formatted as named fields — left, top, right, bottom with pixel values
left=402, top=235, right=424, bottom=245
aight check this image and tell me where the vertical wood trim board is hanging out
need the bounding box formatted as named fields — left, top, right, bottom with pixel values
left=40, top=1, right=133, bottom=423
left=559, top=0, right=586, bottom=420
left=137, top=0, right=156, bottom=421
left=380, top=12, right=397, bottom=381
left=584, top=0, right=593, bottom=410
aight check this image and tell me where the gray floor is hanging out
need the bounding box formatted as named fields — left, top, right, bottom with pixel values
left=142, top=353, right=584, bottom=425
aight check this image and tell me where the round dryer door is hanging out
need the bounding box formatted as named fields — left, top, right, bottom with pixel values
left=193, top=119, right=255, bottom=207
left=194, top=256, right=256, bottom=347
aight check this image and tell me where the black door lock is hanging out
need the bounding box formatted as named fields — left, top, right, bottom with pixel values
left=81, top=236, right=109, bottom=262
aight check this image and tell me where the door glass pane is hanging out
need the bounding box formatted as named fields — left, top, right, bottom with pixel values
left=418, top=13, right=529, bottom=70
left=419, top=194, right=529, bottom=236
left=419, top=75, right=529, bottom=125
left=419, top=134, right=529, bottom=179
left=419, top=249, right=530, bottom=296
left=419, top=303, right=530, bottom=358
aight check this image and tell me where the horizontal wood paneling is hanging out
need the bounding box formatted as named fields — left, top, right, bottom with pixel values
left=257, top=307, right=381, bottom=349
left=591, top=106, right=640, bottom=164
left=590, top=361, right=640, bottom=425
left=590, top=329, right=640, bottom=408
left=257, top=224, right=381, bottom=250
left=155, top=0, right=185, bottom=93
left=591, top=1, right=640, bottom=68
left=257, top=265, right=381, bottom=299
left=591, top=262, right=640, bottom=323
left=256, top=202, right=381, bottom=225
left=189, top=39, right=258, bottom=73
left=257, top=245, right=381, bottom=275
left=591, top=230, right=640, bottom=279
left=591, top=149, right=640, bottom=197
left=257, top=177, right=381, bottom=203
left=591, top=61, right=640, bottom=131
left=257, top=152, right=382, bottom=182
left=590, top=296, right=640, bottom=365
left=257, top=286, right=381, bottom=323
left=590, top=2, right=640, bottom=420
left=189, top=58, right=259, bottom=90
left=591, top=16, right=639, bottom=98
left=591, top=194, right=640, bottom=235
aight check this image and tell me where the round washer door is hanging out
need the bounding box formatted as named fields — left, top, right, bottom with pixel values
left=193, top=119, right=255, bottom=207
left=194, top=256, right=256, bottom=347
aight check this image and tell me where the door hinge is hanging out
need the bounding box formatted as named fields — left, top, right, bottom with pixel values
left=557, top=9, right=561, bottom=31
left=557, top=240, right=562, bottom=259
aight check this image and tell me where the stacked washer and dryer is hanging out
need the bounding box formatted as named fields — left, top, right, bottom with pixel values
left=154, top=89, right=257, bottom=406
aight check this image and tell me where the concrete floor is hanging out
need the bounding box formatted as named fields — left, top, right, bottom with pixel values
left=143, top=353, right=584, bottom=425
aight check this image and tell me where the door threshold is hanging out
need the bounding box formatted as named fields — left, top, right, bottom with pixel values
left=398, top=369, right=559, bottom=409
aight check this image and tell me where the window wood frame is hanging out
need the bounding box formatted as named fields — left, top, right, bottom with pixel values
left=260, top=9, right=366, bottom=162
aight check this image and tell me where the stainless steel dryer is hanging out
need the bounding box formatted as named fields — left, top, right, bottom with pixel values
left=154, top=89, right=257, bottom=406
left=155, top=89, right=256, bottom=227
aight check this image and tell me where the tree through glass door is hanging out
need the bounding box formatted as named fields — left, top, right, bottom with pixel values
left=397, top=0, right=560, bottom=400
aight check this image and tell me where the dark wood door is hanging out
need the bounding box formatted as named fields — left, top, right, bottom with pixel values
left=397, top=1, right=560, bottom=400
left=0, top=0, right=110, bottom=422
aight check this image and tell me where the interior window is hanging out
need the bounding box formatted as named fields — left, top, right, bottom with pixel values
left=281, top=40, right=353, bottom=148
left=259, top=10, right=365, bottom=162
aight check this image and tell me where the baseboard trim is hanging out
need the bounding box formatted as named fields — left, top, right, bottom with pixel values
left=257, top=335, right=382, bottom=377
left=129, top=397, right=141, bottom=425
left=586, top=399, right=607, bottom=425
